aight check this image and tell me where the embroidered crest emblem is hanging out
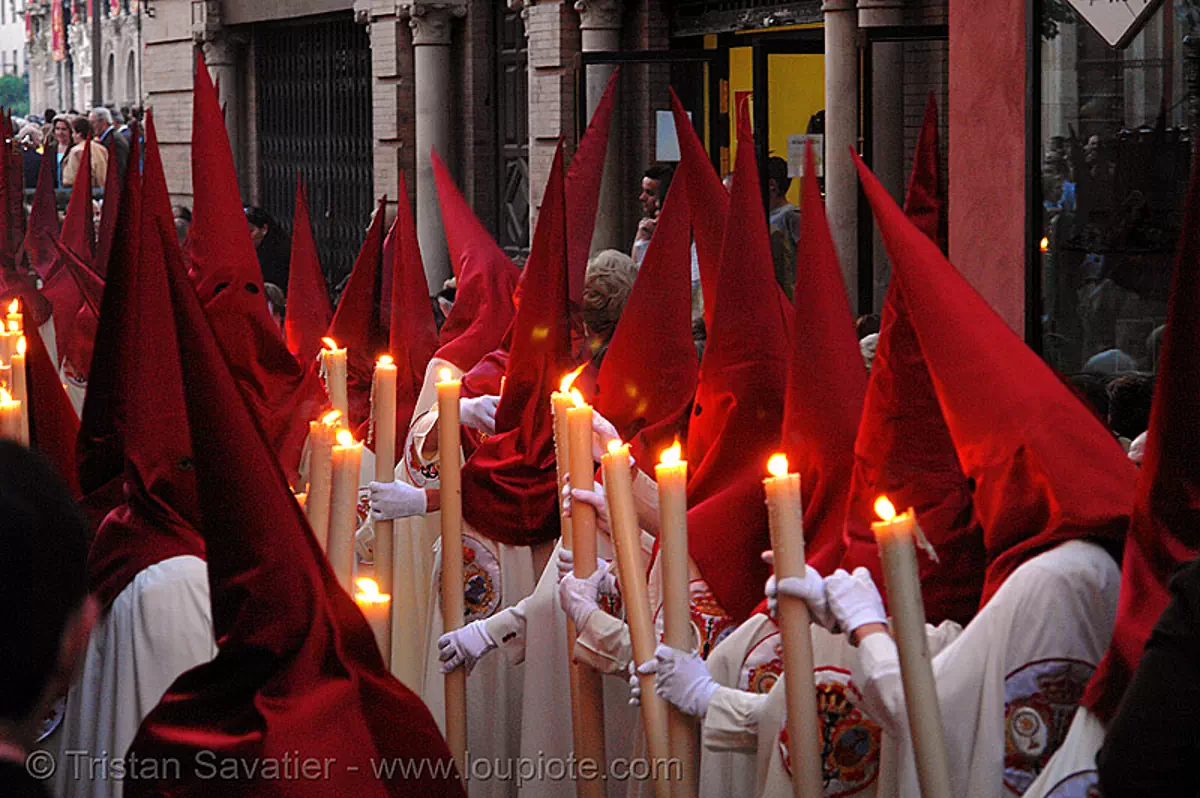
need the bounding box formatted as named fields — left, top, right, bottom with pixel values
left=739, top=631, right=784, bottom=695
left=435, top=534, right=502, bottom=622
left=1003, top=658, right=1095, bottom=794
left=779, top=667, right=882, bottom=797
left=1043, top=771, right=1100, bottom=798
left=689, top=581, right=735, bottom=658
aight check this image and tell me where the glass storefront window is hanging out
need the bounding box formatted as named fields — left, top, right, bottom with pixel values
left=1037, top=1, right=1191, bottom=393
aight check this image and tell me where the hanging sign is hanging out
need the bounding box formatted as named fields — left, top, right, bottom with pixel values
left=1065, top=0, right=1164, bottom=49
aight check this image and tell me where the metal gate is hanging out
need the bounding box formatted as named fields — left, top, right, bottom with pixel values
left=496, top=6, right=529, bottom=259
left=255, top=13, right=373, bottom=291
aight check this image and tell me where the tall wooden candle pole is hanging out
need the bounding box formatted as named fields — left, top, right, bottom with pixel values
left=604, top=441, right=671, bottom=798
left=764, top=455, right=823, bottom=798
left=328, top=429, right=364, bottom=592
left=872, top=497, right=952, bottom=798
left=321, top=337, right=349, bottom=420
left=551, top=367, right=588, bottom=792
left=371, top=355, right=398, bottom=663
left=437, top=368, right=467, bottom=780
left=566, top=388, right=607, bottom=796
left=306, top=410, right=341, bottom=551
left=656, top=441, right=698, bottom=797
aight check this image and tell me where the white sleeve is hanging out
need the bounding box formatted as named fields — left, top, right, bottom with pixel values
left=574, top=611, right=633, bottom=676
left=702, top=686, right=768, bottom=752
left=485, top=600, right=530, bottom=665
left=855, top=632, right=907, bottom=737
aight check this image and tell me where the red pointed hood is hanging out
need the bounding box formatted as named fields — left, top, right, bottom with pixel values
left=186, top=53, right=328, bottom=485
left=670, top=88, right=728, bottom=330
left=24, top=321, right=80, bottom=496
left=461, top=143, right=574, bottom=546
left=778, top=143, right=866, bottom=575
left=43, top=134, right=96, bottom=368
left=0, top=269, right=51, bottom=330
left=93, top=130, right=128, bottom=277
left=432, top=150, right=520, bottom=373
left=25, top=137, right=59, bottom=281
left=1082, top=143, right=1200, bottom=722
left=854, top=151, right=1135, bottom=606
left=685, top=104, right=790, bottom=622
left=841, top=108, right=987, bottom=625
left=327, top=195, right=390, bottom=435
left=49, top=237, right=105, bottom=377
left=565, top=68, right=619, bottom=309
left=593, top=164, right=697, bottom=466
left=284, top=175, right=333, bottom=368
left=386, top=171, right=438, bottom=451
left=126, top=160, right=461, bottom=798
left=84, top=113, right=206, bottom=611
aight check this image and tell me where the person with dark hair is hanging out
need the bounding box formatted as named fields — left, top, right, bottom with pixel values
left=61, top=116, right=108, bottom=188
left=632, top=163, right=675, bottom=261
left=1107, top=372, right=1155, bottom=443
left=244, top=205, right=292, bottom=290
left=0, top=442, right=97, bottom=797
left=856, top=313, right=882, bottom=339
left=767, top=155, right=800, bottom=250
left=43, top=108, right=57, bottom=125
left=1065, top=371, right=1114, bottom=422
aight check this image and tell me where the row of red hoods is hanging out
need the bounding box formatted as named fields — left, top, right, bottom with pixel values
left=5, top=46, right=1196, bottom=788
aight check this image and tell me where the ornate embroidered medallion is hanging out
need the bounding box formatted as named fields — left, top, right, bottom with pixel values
left=779, top=667, right=881, bottom=797
left=434, top=534, right=502, bottom=622
left=1003, top=659, right=1095, bottom=795
left=689, top=581, right=735, bottom=658
left=1043, top=771, right=1100, bottom=798
left=356, top=487, right=371, bottom=530
left=598, top=582, right=624, bottom=621
left=739, top=631, right=784, bottom=695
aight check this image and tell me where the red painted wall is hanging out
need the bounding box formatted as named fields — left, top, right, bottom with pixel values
left=949, top=0, right=1027, bottom=333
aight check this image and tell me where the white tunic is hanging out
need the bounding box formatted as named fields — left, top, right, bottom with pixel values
left=854, top=540, right=1119, bottom=798
left=1018, top=708, right=1105, bottom=797
left=48, top=555, right=216, bottom=798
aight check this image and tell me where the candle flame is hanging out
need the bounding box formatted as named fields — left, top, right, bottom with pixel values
left=660, top=441, right=683, bottom=467
left=874, top=496, right=897, bottom=522
left=6, top=299, right=16, bottom=314
left=606, top=439, right=624, bottom=456
left=559, top=363, right=587, bottom=394
left=321, top=409, right=342, bottom=426
left=1039, top=236, right=1049, bottom=253
left=767, top=453, right=789, bottom=479
left=335, top=429, right=355, bottom=447
left=378, top=354, right=394, bottom=367
left=6, top=319, right=15, bottom=332
left=0, top=387, right=12, bottom=404
left=322, top=336, right=339, bottom=351
left=439, top=367, right=453, bottom=383
left=354, top=577, right=391, bottom=604
left=569, top=388, right=586, bottom=409
left=16, top=336, right=25, bottom=356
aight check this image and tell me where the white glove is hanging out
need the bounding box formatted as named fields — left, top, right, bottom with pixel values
left=556, top=548, right=617, bottom=593
left=638, top=643, right=719, bottom=718
left=437, top=619, right=497, bottom=675
left=825, top=567, right=888, bottom=635
left=368, top=480, right=427, bottom=520
left=628, top=660, right=644, bottom=706
left=765, top=565, right=839, bottom=631
left=562, top=481, right=611, bottom=536
left=591, top=411, right=621, bottom=462
left=558, top=560, right=613, bottom=629
left=460, top=395, right=500, bottom=435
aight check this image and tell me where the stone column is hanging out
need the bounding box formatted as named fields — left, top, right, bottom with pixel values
left=399, top=0, right=467, bottom=292
left=575, top=0, right=622, bottom=253
left=824, top=0, right=859, bottom=309
left=858, top=0, right=903, bottom=311
left=193, top=1, right=246, bottom=184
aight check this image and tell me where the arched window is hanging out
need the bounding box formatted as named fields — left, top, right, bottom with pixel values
left=125, top=51, right=136, bottom=103
left=105, top=53, right=115, bottom=103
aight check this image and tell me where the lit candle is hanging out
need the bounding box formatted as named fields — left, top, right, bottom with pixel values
left=321, top=337, right=349, bottom=420
left=764, top=454, right=822, bottom=798
left=0, top=323, right=12, bottom=364
left=871, top=496, right=952, bottom=798
left=437, top=367, right=467, bottom=778
left=0, top=387, right=21, bottom=442
left=656, top=441, right=698, bottom=794
left=355, top=577, right=393, bottom=656
left=306, top=409, right=341, bottom=550
left=6, top=299, right=21, bottom=335
left=371, top=354, right=399, bottom=661
left=328, top=428, right=364, bottom=592
left=603, top=440, right=670, bottom=797
left=11, top=336, right=27, bottom=446
left=294, top=492, right=307, bottom=510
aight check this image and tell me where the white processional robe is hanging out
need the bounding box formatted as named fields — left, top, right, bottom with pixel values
left=47, top=555, right=216, bottom=798
left=1018, top=708, right=1106, bottom=797
left=703, top=619, right=961, bottom=798
left=854, top=540, right=1119, bottom=798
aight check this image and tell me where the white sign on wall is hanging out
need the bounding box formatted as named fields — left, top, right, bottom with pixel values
left=1066, top=0, right=1164, bottom=49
